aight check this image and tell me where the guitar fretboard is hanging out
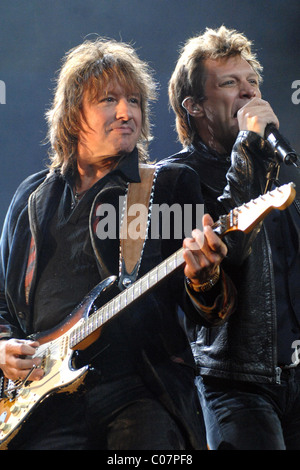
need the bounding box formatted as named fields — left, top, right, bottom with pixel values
left=68, top=211, right=232, bottom=349
left=69, top=247, right=186, bottom=349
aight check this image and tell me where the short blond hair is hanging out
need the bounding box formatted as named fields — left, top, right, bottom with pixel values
left=169, top=26, right=263, bottom=146
left=46, top=38, right=157, bottom=173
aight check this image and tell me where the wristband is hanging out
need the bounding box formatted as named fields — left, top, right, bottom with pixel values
left=186, top=266, right=220, bottom=292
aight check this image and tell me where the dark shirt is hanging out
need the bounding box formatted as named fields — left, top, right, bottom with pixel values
left=32, top=151, right=142, bottom=380
left=33, top=188, right=100, bottom=332
left=33, top=151, right=140, bottom=331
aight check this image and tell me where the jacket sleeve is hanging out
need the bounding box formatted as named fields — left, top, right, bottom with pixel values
left=0, top=170, right=49, bottom=339
left=181, top=267, right=237, bottom=327
left=218, top=130, right=276, bottom=266
left=0, top=193, right=26, bottom=339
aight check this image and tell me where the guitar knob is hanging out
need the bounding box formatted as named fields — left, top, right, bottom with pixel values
left=10, top=405, right=20, bottom=415
left=0, top=422, right=9, bottom=432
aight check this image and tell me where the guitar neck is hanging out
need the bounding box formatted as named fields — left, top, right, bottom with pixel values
left=69, top=247, right=186, bottom=350
left=211, top=213, right=236, bottom=237
left=69, top=215, right=233, bottom=350
left=68, top=211, right=244, bottom=350
left=68, top=214, right=232, bottom=350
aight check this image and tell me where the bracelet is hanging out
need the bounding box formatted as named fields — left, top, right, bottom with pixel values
left=186, top=266, right=220, bottom=293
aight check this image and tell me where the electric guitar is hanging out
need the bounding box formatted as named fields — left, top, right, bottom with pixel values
left=0, top=182, right=296, bottom=449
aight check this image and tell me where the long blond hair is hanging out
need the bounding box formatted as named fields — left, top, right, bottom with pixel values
left=46, top=38, right=157, bottom=173
left=169, top=26, right=263, bottom=146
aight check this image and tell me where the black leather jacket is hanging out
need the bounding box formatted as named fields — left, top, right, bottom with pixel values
left=165, top=131, right=300, bottom=384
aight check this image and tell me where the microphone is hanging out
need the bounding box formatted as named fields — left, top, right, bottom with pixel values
left=264, top=124, right=299, bottom=167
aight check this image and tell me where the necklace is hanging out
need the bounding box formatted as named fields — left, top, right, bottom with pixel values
left=74, top=188, right=88, bottom=202
left=71, top=187, right=89, bottom=209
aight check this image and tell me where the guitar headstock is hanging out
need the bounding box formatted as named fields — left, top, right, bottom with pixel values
left=214, top=182, right=296, bottom=236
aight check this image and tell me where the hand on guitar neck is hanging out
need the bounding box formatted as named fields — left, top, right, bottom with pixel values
left=183, top=213, right=227, bottom=288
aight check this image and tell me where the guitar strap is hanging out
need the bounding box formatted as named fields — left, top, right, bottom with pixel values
left=119, top=163, right=157, bottom=289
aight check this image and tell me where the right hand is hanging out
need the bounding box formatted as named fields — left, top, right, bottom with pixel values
left=183, top=214, right=227, bottom=286
left=237, top=97, right=279, bottom=138
left=0, top=339, right=44, bottom=381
